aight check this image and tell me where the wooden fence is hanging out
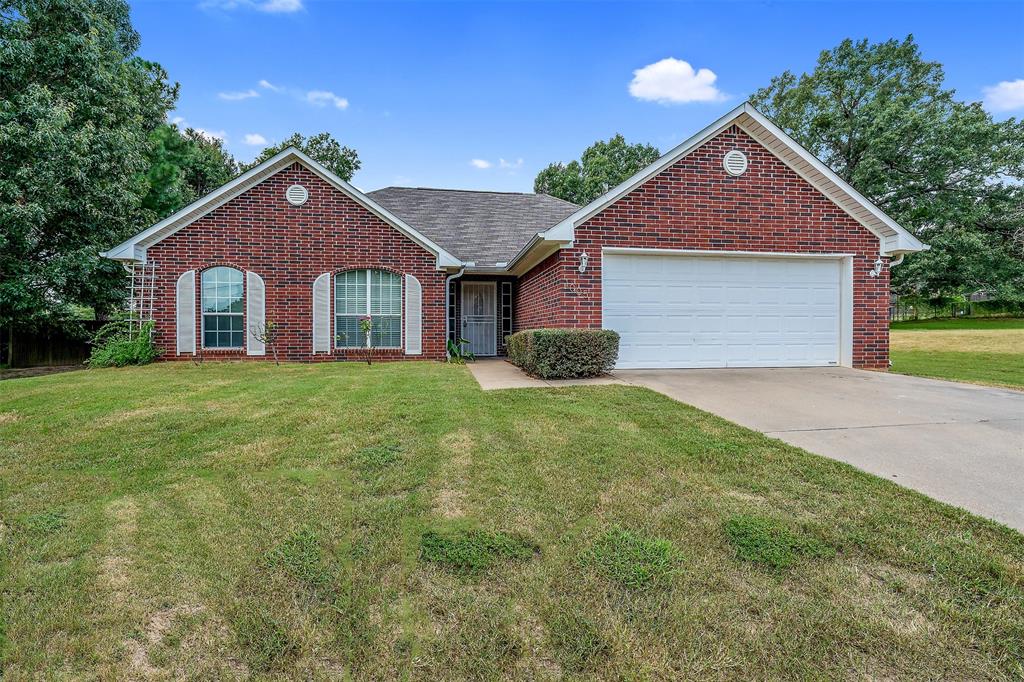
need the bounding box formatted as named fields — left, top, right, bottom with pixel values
left=2, top=321, right=104, bottom=368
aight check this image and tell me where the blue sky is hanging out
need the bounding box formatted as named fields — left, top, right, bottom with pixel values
left=132, top=0, right=1024, bottom=193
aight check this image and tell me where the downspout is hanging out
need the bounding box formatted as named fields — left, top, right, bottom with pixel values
left=444, top=267, right=466, bottom=359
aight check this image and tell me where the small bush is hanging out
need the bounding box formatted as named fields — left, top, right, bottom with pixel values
left=420, top=527, right=538, bottom=575
left=723, top=515, right=834, bottom=570
left=583, top=527, right=681, bottom=590
left=506, top=328, right=619, bottom=379
left=87, top=319, right=159, bottom=368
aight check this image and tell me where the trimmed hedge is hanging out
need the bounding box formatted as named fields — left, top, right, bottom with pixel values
left=506, top=328, right=620, bottom=379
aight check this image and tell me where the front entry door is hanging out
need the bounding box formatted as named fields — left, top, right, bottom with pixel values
left=462, top=282, right=497, bottom=356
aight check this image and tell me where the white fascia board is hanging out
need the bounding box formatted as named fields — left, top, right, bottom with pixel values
left=528, top=102, right=926, bottom=264
left=101, top=146, right=464, bottom=270
left=737, top=107, right=927, bottom=256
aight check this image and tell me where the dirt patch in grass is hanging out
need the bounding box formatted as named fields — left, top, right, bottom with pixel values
left=434, top=430, right=473, bottom=518
left=125, top=604, right=203, bottom=678
left=420, top=526, right=538, bottom=576
left=0, top=411, right=22, bottom=424
left=723, top=514, right=834, bottom=570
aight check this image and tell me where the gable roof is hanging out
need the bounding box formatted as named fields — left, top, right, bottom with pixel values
left=367, top=187, right=577, bottom=267
left=101, top=147, right=463, bottom=269
left=511, top=102, right=927, bottom=272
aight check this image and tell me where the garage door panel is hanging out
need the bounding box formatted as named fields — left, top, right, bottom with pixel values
left=603, top=253, right=841, bottom=369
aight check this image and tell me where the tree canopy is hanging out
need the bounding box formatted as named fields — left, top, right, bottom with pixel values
left=245, top=132, right=360, bottom=181
left=142, top=123, right=239, bottom=222
left=534, top=134, right=661, bottom=205
left=750, top=36, right=1024, bottom=301
left=0, top=0, right=177, bottom=328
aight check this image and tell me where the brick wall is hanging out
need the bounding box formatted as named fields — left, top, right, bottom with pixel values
left=514, top=125, right=891, bottom=369
left=146, top=163, right=447, bottom=361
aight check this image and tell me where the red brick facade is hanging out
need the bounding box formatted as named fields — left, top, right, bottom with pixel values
left=147, top=163, right=447, bottom=361
left=514, top=125, right=891, bottom=369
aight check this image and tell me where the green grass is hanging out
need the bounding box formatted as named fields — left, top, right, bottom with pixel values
left=890, top=317, right=1024, bottom=331
left=890, top=317, right=1024, bottom=389
left=724, top=514, right=835, bottom=570
left=1, top=362, right=1023, bottom=679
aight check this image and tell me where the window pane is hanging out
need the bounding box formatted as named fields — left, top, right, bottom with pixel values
left=335, top=315, right=363, bottom=348
left=335, top=270, right=367, bottom=316
left=372, top=315, right=401, bottom=348
left=202, top=267, right=243, bottom=314
left=370, top=270, right=401, bottom=316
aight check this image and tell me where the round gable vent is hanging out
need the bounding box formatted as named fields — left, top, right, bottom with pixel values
left=723, top=150, right=748, bottom=176
left=286, top=184, right=309, bottom=206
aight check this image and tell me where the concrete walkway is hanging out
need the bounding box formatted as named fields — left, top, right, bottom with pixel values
left=615, top=367, right=1024, bottom=532
left=467, top=358, right=626, bottom=390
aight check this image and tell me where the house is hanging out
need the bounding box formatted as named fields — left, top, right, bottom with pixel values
left=102, top=103, right=926, bottom=369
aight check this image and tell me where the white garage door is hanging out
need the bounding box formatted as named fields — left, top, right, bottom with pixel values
left=602, top=252, right=842, bottom=369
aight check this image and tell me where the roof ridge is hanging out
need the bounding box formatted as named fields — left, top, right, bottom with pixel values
left=369, top=186, right=576, bottom=203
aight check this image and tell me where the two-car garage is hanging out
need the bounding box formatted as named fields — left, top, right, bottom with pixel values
left=602, top=250, right=852, bottom=369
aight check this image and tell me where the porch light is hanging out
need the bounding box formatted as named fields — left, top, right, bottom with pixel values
left=578, top=251, right=589, bottom=273
left=869, top=257, right=884, bottom=278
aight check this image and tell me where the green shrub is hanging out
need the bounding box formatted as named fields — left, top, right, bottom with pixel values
left=506, top=328, right=619, bottom=379
left=86, top=319, right=159, bottom=368
left=420, top=527, right=539, bottom=575
left=723, top=514, right=834, bottom=570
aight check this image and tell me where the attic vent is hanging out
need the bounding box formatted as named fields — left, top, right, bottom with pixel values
left=286, top=184, right=309, bottom=206
left=723, top=150, right=748, bottom=176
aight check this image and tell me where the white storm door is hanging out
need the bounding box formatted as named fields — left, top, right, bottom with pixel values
left=462, top=282, right=497, bottom=356
left=602, top=253, right=842, bottom=369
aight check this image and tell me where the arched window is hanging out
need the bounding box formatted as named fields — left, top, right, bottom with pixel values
left=335, top=269, right=402, bottom=348
left=202, top=266, right=244, bottom=348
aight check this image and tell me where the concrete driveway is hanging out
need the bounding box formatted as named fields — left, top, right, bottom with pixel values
left=614, top=368, right=1024, bottom=532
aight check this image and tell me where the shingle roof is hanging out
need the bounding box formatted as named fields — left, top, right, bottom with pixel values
left=367, top=187, right=578, bottom=266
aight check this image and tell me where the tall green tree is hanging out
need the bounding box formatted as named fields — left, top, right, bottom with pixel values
left=0, top=0, right=177, bottom=330
left=246, top=132, right=360, bottom=181
left=142, top=123, right=238, bottom=221
left=534, top=134, right=661, bottom=205
left=750, top=36, right=1024, bottom=300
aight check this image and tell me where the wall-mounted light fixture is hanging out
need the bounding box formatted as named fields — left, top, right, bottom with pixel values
left=578, top=251, right=589, bottom=274
left=868, top=257, right=884, bottom=278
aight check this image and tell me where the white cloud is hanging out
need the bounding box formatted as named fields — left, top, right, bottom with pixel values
left=470, top=159, right=493, bottom=169
left=499, top=158, right=523, bottom=170
left=200, top=0, right=303, bottom=13
left=258, top=79, right=281, bottom=92
left=169, top=115, right=186, bottom=126
left=243, top=133, right=267, bottom=145
left=257, top=0, right=302, bottom=12
left=193, top=128, right=227, bottom=143
left=218, top=89, right=259, bottom=101
left=629, top=57, right=726, bottom=104
left=305, top=90, right=349, bottom=109
left=983, top=79, right=1024, bottom=112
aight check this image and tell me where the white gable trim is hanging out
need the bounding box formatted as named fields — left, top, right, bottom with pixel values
left=512, top=102, right=925, bottom=270
left=101, top=147, right=463, bottom=269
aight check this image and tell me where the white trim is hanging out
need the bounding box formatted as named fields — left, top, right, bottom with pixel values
left=529, top=103, right=926, bottom=266
left=839, top=256, right=854, bottom=367
left=246, top=271, right=266, bottom=356
left=101, top=147, right=463, bottom=269
left=599, top=248, right=854, bottom=369
left=602, top=247, right=855, bottom=260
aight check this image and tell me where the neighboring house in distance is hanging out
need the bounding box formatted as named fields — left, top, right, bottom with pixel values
left=102, top=103, right=926, bottom=369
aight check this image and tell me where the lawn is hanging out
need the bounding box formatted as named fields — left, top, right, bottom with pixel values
left=1, top=363, right=1022, bottom=679
left=890, top=318, right=1024, bottom=389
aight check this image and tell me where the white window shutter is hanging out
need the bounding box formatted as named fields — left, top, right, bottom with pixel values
left=312, top=273, right=331, bottom=353
left=246, top=271, right=266, bottom=356
left=175, top=270, right=196, bottom=355
left=404, top=273, right=422, bottom=355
